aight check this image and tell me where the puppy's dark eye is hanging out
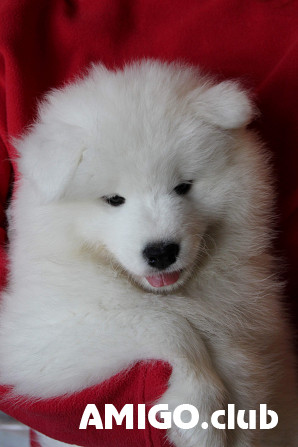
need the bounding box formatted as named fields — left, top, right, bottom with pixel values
left=173, top=182, right=192, bottom=196
left=103, top=195, right=125, bottom=206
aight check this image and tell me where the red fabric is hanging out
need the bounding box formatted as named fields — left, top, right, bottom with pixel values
left=0, top=1, right=297, bottom=446
left=30, top=429, right=40, bottom=447
left=0, top=362, right=172, bottom=446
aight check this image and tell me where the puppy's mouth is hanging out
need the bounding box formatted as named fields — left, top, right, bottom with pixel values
left=145, top=271, right=181, bottom=288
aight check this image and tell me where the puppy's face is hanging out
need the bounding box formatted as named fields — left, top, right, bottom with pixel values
left=18, top=61, right=254, bottom=291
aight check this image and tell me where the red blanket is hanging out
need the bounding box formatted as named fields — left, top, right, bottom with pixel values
left=0, top=1, right=297, bottom=446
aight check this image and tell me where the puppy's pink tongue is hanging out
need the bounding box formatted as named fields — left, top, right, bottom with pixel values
left=146, top=272, right=180, bottom=287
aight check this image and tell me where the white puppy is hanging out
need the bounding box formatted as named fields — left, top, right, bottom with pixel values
left=0, top=61, right=297, bottom=447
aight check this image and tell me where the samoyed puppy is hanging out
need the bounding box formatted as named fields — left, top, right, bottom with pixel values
left=0, top=60, right=297, bottom=447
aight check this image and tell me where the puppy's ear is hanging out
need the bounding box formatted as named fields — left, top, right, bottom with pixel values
left=15, top=122, right=85, bottom=202
left=195, top=81, right=256, bottom=129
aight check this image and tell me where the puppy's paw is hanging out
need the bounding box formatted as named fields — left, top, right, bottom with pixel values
left=167, top=420, right=226, bottom=447
left=156, top=377, right=227, bottom=447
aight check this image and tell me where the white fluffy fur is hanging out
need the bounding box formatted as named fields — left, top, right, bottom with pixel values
left=0, top=60, right=297, bottom=447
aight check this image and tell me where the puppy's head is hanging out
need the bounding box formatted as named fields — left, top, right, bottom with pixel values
left=17, top=60, right=256, bottom=292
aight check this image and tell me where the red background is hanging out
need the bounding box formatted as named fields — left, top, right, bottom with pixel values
left=0, top=1, right=297, bottom=446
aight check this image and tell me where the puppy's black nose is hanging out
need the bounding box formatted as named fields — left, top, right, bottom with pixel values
left=143, top=242, right=180, bottom=270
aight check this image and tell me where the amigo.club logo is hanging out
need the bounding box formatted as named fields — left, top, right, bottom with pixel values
left=79, top=404, right=278, bottom=430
